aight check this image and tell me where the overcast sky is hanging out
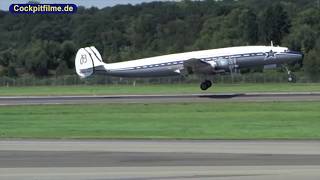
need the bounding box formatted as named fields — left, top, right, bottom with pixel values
left=1, top=0, right=179, bottom=10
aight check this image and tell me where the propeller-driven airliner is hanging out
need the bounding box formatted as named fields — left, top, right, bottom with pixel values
left=75, top=44, right=303, bottom=90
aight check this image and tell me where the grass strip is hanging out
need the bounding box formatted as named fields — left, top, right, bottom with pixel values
left=0, top=101, right=319, bottom=139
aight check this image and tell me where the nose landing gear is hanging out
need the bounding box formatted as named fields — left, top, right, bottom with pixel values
left=200, top=80, right=212, bottom=90
left=282, top=65, right=296, bottom=83
left=288, top=73, right=296, bottom=83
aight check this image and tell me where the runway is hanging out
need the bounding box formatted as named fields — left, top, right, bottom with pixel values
left=1, top=93, right=320, bottom=179
left=1, top=140, right=320, bottom=180
left=1, top=92, right=320, bottom=105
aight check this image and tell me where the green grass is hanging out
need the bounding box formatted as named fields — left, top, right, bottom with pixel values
left=1, top=101, right=320, bottom=139
left=0, top=83, right=320, bottom=96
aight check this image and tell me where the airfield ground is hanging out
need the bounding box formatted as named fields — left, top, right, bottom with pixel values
left=0, top=83, right=320, bottom=96
left=1, top=83, right=320, bottom=179
left=1, top=101, right=320, bottom=139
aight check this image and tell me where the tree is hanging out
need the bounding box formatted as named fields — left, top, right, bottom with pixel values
left=239, top=9, right=258, bottom=44
left=0, top=49, right=17, bottom=67
left=7, top=65, right=18, bottom=77
left=56, top=61, right=70, bottom=75
left=283, top=7, right=320, bottom=53
left=284, top=25, right=317, bottom=53
left=32, top=21, right=70, bottom=43
left=0, top=0, right=319, bottom=78
left=23, top=45, right=49, bottom=77
left=195, top=16, right=224, bottom=49
left=33, top=50, right=49, bottom=76
left=195, top=8, right=254, bottom=49
left=260, top=4, right=291, bottom=45
left=304, top=48, right=320, bottom=80
left=43, top=41, right=61, bottom=69
left=60, top=41, right=76, bottom=68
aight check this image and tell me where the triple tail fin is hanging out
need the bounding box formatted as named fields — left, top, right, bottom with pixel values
left=75, top=46, right=107, bottom=78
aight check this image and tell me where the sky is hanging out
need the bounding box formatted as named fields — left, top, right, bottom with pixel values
left=1, top=0, right=179, bottom=10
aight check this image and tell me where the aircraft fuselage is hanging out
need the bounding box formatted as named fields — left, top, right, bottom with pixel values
left=101, top=46, right=302, bottom=77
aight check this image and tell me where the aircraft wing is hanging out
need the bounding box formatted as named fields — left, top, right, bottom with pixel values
left=181, top=58, right=215, bottom=75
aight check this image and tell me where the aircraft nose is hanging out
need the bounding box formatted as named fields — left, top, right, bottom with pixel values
left=297, top=51, right=304, bottom=59
left=299, top=52, right=304, bottom=66
left=288, top=50, right=304, bottom=63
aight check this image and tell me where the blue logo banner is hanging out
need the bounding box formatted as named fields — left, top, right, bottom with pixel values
left=9, top=4, right=77, bottom=14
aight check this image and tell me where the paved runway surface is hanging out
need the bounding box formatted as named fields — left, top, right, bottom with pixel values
left=1, top=92, right=320, bottom=105
left=1, top=140, right=320, bottom=180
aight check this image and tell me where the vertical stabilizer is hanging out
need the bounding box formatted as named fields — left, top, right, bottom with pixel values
left=75, top=46, right=106, bottom=78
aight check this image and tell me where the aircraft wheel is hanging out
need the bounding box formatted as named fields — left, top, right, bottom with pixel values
left=200, top=82, right=208, bottom=91
left=200, top=80, right=212, bottom=91
left=288, top=74, right=296, bottom=83
left=205, top=80, right=212, bottom=88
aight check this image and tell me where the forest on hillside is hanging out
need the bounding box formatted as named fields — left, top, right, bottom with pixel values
left=0, top=0, right=319, bottom=79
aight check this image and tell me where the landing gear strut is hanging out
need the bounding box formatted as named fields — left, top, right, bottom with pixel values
left=200, top=80, right=212, bottom=91
left=282, top=65, right=296, bottom=83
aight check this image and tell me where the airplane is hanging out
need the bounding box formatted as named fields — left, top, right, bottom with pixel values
left=75, top=44, right=303, bottom=90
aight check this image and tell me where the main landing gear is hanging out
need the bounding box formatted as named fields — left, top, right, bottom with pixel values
left=200, top=80, right=212, bottom=91
left=282, top=65, right=296, bottom=83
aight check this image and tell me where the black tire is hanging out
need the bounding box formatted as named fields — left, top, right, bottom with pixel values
left=205, top=80, right=212, bottom=88
left=200, top=82, right=209, bottom=91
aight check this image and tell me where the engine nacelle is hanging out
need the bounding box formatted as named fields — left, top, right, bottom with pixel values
left=215, top=58, right=230, bottom=71
left=207, top=59, right=231, bottom=73
left=207, top=61, right=217, bottom=69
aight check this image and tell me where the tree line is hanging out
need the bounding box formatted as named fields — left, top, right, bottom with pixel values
left=0, top=0, right=319, bottom=79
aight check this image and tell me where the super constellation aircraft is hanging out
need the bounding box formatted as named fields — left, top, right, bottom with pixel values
left=75, top=44, right=303, bottom=90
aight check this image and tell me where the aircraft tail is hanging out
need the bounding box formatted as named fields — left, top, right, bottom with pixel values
left=75, top=46, right=107, bottom=78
